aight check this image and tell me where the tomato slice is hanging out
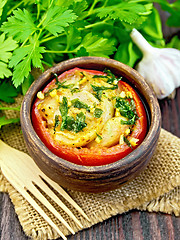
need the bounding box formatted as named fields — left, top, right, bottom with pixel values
left=31, top=68, right=147, bottom=166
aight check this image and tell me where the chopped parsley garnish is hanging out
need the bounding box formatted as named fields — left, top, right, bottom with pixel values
left=51, top=72, right=59, bottom=84
left=92, top=69, right=122, bottom=85
left=46, top=76, right=75, bottom=96
left=55, top=79, right=74, bottom=90
left=54, top=115, right=60, bottom=133
left=123, top=136, right=133, bottom=149
left=115, top=97, right=138, bottom=125
left=80, top=72, right=85, bottom=77
left=59, top=96, right=69, bottom=131
left=63, top=113, right=87, bottom=133
left=72, top=112, right=87, bottom=133
left=71, top=98, right=90, bottom=112
left=91, top=84, right=118, bottom=100
left=96, top=133, right=102, bottom=141
left=121, top=115, right=136, bottom=125
left=103, top=69, right=122, bottom=84
left=59, top=96, right=87, bottom=133
left=71, top=88, right=80, bottom=94
left=93, top=108, right=103, bottom=118
left=92, top=75, right=108, bottom=79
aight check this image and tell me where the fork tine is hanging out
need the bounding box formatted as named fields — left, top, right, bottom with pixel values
left=26, top=182, right=76, bottom=234
left=1, top=161, right=75, bottom=234
left=1, top=139, right=89, bottom=222
left=40, top=173, right=90, bottom=222
left=0, top=139, right=90, bottom=237
left=33, top=175, right=84, bottom=228
left=1, top=163, right=68, bottom=240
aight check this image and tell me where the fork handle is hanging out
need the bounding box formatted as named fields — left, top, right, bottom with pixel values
left=0, top=139, right=14, bottom=163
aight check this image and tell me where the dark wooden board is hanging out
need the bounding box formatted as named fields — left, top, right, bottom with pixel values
left=1, top=6, right=180, bottom=238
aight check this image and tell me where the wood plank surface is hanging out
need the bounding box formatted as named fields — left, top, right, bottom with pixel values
left=0, top=6, right=180, bottom=238
left=0, top=88, right=179, bottom=240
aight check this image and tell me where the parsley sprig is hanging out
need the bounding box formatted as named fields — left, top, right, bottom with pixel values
left=0, top=0, right=155, bottom=90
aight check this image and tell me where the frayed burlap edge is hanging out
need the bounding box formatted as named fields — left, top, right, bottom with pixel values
left=0, top=161, right=179, bottom=240
left=137, top=185, right=180, bottom=216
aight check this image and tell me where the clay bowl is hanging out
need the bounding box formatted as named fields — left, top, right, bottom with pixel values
left=20, top=57, right=161, bottom=193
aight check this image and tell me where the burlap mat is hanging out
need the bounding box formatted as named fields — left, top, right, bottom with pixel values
left=0, top=95, right=180, bottom=240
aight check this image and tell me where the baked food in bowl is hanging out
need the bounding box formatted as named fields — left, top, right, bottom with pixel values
left=20, top=57, right=161, bottom=193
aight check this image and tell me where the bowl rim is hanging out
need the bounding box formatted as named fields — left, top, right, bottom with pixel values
left=20, top=56, right=161, bottom=173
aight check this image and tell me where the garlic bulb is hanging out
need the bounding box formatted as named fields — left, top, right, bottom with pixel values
left=130, top=28, right=180, bottom=99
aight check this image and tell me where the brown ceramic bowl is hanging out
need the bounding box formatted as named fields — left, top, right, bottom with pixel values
left=20, top=57, right=161, bottom=193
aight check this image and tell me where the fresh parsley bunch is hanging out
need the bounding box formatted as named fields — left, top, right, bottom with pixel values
left=0, top=0, right=154, bottom=89
left=0, top=0, right=179, bottom=128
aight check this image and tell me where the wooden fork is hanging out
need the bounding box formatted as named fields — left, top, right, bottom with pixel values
left=0, top=139, right=90, bottom=240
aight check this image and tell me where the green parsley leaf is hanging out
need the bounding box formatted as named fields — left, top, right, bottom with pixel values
left=0, top=0, right=7, bottom=17
left=92, top=75, right=108, bottom=80
left=72, top=112, right=87, bottom=133
left=154, top=0, right=180, bottom=27
left=62, top=113, right=87, bottom=133
left=121, top=115, right=136, bottom=125
left=9, top=35, right=45, bottom=87
left=96, top=2, right=150, bottom=25
left=115, top=97, right=138, bottom=125
left=91, top=85, right=118, bottom=92
left=123, top=136, right=133, bottom=149
left=70, top=0, right=88, bottom=16
left=64, top=115, right=75, bottom=131
left=77, top=33, right=116, bottom=57
left=0, top=81, right=18, bottom=103
left=21, top=74, right=34, bottom=95
left=0, top=105, right=20, bottom=111
left=166, top=35, right=180, bottom=50
left=91, top=84, right=118, bottom=100
left=54, top=115, right=60, bottom=133
left=42, top=6, right=77, bottom=36
left=0, top=62, right=12, bottom=79
left=1, top=8, right=36, bottom=42
left=59, top=96, right=87, bottom=133
left=114, top=41, right=142, bottom=67
left=76, top=46, right=89, bottom=57
left=59, top=96, right=68, bottom=115
left=93, top=108, right=103, bottom=118
left=96, top=133, right=102, bottom=140
left=56, top=81, right=74, bottom=90
left=0, top=115, right=19, bottom=128
left=103, top=69, right=122, bottom=84
left=71, top=98, right=90, bottom=112
left=71, top=87, right=80, bottom=94
left=56, top=0, right=74, bottom=8
left=66, top=25, right=81, bottom=49
left=0, top=33, right=17, bottom=78
left=59, top=96, right=68, bottom=130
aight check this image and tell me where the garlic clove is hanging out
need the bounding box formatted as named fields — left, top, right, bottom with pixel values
left=130, top=28, right=180, bottom=99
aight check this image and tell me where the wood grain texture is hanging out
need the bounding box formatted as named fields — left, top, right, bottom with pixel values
left=1, top=6, right=180, bottom=237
